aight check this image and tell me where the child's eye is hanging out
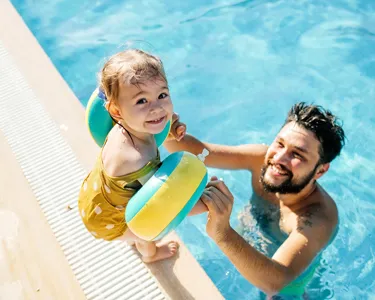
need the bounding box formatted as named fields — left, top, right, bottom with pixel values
left=136, top=98, right=147, bottom=105
left=158, top=92, right=168, bottom=99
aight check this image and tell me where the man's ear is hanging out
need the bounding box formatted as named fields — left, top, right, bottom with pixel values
left=315, top=163, right=330, bottom=180
left=105, top=101, right=121, bottom=121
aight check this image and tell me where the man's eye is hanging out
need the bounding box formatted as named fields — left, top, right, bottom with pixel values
left=159, top=93, right=168, bottom=99
left=136, top=98, right=147, bottom=105
left=293, top=152, right=303, bottom=159
left=277, top=142, right=284, bottom=148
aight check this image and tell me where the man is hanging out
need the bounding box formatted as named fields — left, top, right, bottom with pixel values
left=165, top=102, right=345, bottom=298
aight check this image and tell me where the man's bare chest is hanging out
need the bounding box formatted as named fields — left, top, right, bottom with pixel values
left=251, top=175, right=298, bottom=235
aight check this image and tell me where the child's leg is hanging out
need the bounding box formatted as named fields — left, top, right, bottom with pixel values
left=120, top=228, right=179, bottom=263
left=135, top=239, right=178, bottom=263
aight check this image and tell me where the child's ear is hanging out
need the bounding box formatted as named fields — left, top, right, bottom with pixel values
left=105, top=101, right=122, bottom=121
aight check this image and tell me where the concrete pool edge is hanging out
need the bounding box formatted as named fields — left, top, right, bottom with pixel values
left=0, top=1, right=224, bottom=299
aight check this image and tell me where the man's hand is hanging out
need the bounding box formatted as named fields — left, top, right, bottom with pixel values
left=200, top=176, right=234, bottom=242
left=167, top=112, right=186, bottom=142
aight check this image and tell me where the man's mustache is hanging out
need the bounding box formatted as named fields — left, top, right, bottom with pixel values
left=267, top=159, right=293, bottom=177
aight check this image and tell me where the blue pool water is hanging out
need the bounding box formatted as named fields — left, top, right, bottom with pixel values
left=11, top=0, right=375, bottom=298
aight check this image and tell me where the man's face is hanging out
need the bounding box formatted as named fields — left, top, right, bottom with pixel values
left=260, top=122, right=323, bottom=194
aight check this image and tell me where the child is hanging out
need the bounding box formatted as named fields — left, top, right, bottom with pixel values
left=78, top=49, right=207, bottom=263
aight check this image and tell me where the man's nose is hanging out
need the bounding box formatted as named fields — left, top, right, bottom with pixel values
left=273, top=149, right=288, bottom=165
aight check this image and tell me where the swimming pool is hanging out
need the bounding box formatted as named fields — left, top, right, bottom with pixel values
left=10, top=0, right=375, bottom=298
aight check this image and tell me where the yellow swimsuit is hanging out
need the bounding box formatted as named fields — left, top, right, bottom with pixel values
left=78, top=149, right=161, bottom=241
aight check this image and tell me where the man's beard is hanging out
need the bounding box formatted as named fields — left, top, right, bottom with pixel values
left=260, top=161, right=318, bottom=194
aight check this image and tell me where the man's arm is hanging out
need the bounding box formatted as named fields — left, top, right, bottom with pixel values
left=200, top=180, right=336, bottom=296
left=216, top=219, right=332, bottom=295
left=164, top=134, right=267, bottom=172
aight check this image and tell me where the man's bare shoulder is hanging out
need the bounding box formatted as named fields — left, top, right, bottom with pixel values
left=296, top=187, right=338, bottom=242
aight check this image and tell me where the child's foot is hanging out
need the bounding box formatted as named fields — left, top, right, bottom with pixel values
left=142, top=241, right=179, bottom=263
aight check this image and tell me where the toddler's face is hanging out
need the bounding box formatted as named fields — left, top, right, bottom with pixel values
left=116, top=78, right=173, bottom=135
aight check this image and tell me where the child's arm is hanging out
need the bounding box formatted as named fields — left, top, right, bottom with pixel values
left=188, top=199, right=208, bottom=216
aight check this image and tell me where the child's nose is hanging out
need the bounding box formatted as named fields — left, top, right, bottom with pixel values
left=150, top=102, right=163, bottom=113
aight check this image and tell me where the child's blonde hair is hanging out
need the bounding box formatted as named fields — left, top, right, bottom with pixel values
left=99, top=49, right=167, bottom=104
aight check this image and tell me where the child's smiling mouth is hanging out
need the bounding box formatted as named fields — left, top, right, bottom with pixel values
left=146, top=116, right=166, bottom=124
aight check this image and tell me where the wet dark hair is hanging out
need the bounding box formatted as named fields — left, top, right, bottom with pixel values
left=284, top=102, right=346, bottom=164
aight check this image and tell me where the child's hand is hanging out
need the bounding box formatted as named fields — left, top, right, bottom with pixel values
left=168, top=113, right=186, bottom=142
